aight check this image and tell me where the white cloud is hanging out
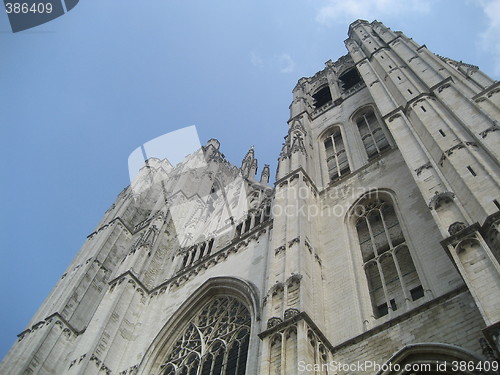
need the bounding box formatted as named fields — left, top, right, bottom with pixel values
left=278, top=53, right=295, bottom=73
left=476, top=0, right=500, bottom=76
left=316, top=0, right=431, bottom=24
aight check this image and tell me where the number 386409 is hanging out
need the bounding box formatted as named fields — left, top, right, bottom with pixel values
left=5, top=2, right=53, bottom=14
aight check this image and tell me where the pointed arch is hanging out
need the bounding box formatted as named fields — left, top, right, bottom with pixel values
left=351, top=105, right=391, bottom=159
left=311, top=84, right=332, bottom=108
left=137, top=277, right=260, bottom=375
left=283, top=327, right=298, bottom=374
left=319, top=124, right=351, bottom=183
left=289, top=120, right=307, bottom=155
left=347, top=190, right=424, bottom=319
left=338, top=66, right=362, bottom=91
left=376, top=343, right=486, bottom=374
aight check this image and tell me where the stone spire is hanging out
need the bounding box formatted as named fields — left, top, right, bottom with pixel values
left=260, top=164, right=270, bottom=184
left=241, top=145, right=258, bottom=179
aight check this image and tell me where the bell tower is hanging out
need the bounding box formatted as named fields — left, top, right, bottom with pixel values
left=345, top=19, right=500, bottom=351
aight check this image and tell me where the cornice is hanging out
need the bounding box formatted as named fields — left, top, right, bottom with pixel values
left=17, top=312, right=85, bottom=341
left=319, top=147, right=399, bottom=195
left=258, top=311, right=336, bottom=353
left=87, top=216, right=133, bottom=239
left=472, top=80, right=500, bottom=102
left=274, top=167, right=320, bottom=196
left=329, top=286, right=468, bottom=353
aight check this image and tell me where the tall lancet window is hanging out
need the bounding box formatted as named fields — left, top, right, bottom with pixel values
left=324, top=127, right=350, bottom=182
left=354, top=195, right=423, bottom=318
left=356, top=111, right=390, bottom=158
left=161, top=296, right=251, bottom=375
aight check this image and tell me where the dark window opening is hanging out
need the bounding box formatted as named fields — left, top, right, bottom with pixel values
left=182, top=254, right=189, bottom=269
left=339, top=68, right=362, bottom=91
left=312, top=86, right=332, bottom=108
left=377, top=299, right=396, bottom=317
left=421, top=106, right=427, bottom=112
left=198, top=243, right=206, bottom=259
left=410, top=285, right=425, bottom=301
left=494, top=199, right=500, bottom=210
left=254, top=213, right=261, bottom=226
left=467, top=166, right=477, bottom=176
left=438, top=129, right=446, bottom=137
left=407, top=89, right=413, bottom=95
left=377, top=303, right=387, bottom=317
left=397, top=76, right=401, bottom=81
left=189, top=248, right=197, bottom=265
left=390, top=298, right=397, bottom=311
left=235, top=223, right=243, bottom=238
left=244, top=217, right=252, bottom=232
left=207, top=238, right=214, bottom=256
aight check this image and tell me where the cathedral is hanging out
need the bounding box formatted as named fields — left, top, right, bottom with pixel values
left=2, top=19, right=500, bottom=375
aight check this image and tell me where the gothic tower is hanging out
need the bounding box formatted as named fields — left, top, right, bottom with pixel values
left=2, top=20, right=499, bottom=375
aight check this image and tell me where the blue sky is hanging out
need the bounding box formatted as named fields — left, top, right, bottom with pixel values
left=0, top=0, right=498, bottom=360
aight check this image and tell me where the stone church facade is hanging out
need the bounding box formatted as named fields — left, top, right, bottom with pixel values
left=2, top=19, right=500, bottom=375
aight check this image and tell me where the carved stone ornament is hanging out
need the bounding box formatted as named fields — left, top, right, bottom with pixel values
left=415, top=162, right=432, bottom=176
left=274, top=245, right=286, bottom=255
left=408, top=55, right=418, bottom=63
left=439, top=153, right=447, bottom=166
left=287, top=237, right=300, bottom=248
left=286, top=273, right=303, bottom=286
left=267, top=317, right=283, bottom=329
left=437, top=82, right=452, bottom=93
left=428, top=191, right=455, bottom=210
left=448, top=222, right=467, bottom=235
left=388, top=113, right=402, bottom=123
left=284, top=308, right=300, bottom=320
left=479, top=338, right=497, bottom=363
left=487, top=88, right=500, bottom=98
left=444, top=141, right=472, bottom=157
left=479, top=124, right=500, bottom=138
left=271, top=282, right=284, bottom=296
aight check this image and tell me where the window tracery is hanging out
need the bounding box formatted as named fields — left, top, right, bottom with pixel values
left=355, top=110, right=390, bottom=158
left=323, top=127, right=350, bottom=182
left=160, top=296, right=251, bottom=375
left=354, top=196, right=423, bottom=318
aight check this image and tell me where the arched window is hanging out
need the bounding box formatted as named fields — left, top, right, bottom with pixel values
left=339, top=68, right=361, bottom=90
left=355, top=110, right=390, bottom=158
left=378, top=343, right=488, bottom=375
left=160, top=296, right=251, bottom=375
left=323, top=127, right=350, bottom=182
left=312, top=86, right=332, bottom=108
left=354, top=195, right=423, bottom=318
